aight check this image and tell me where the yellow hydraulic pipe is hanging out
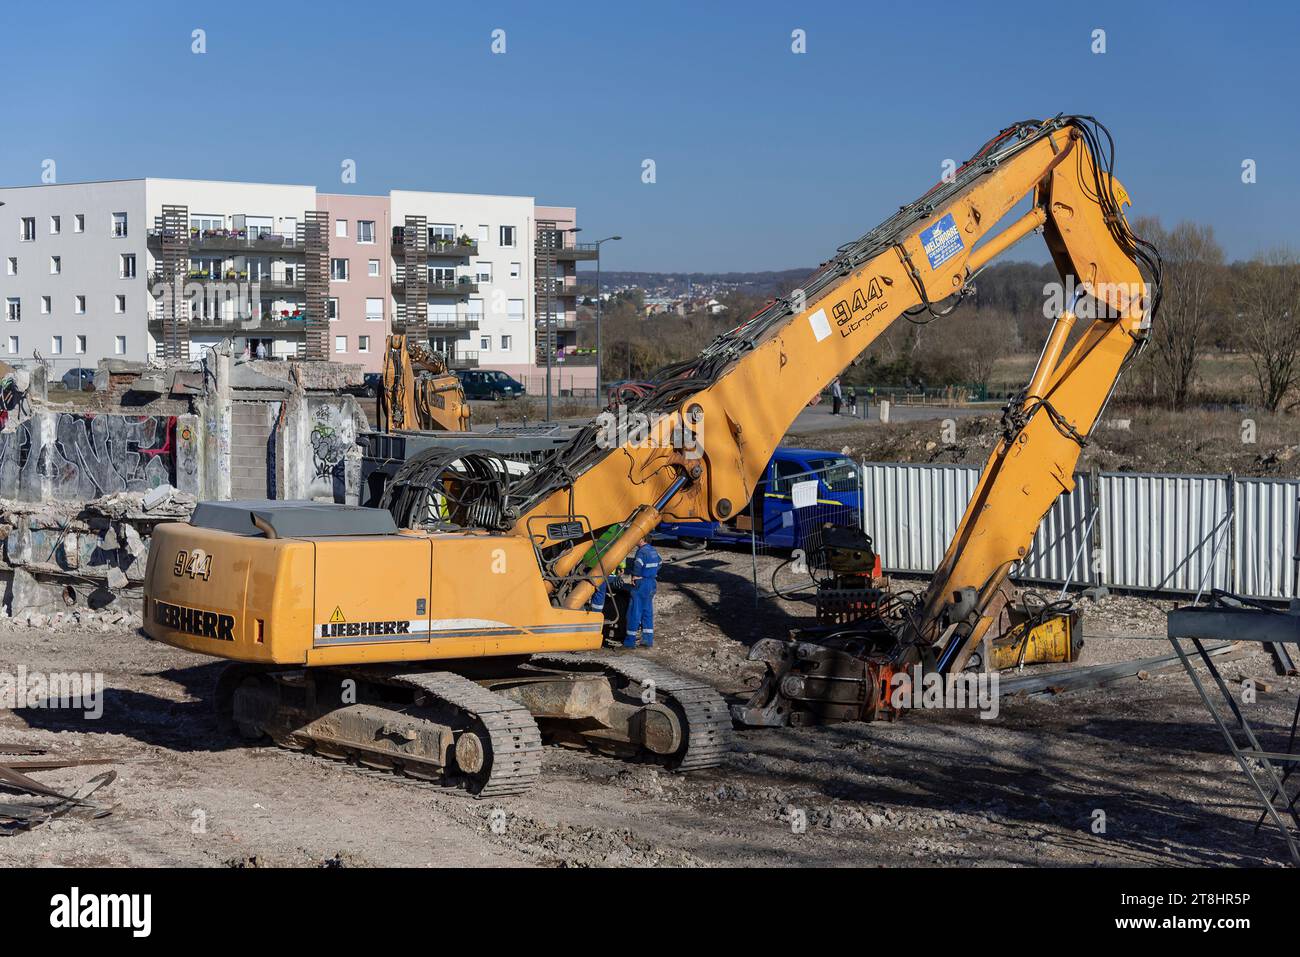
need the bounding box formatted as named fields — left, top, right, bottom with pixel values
left=1025, top=302, right=1078, bottom=401
left=561, top=506, right=663, bottom=610
left=967, top=206, right=1047, bottom=273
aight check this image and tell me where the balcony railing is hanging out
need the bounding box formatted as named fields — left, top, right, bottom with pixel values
left=541, top=350, right=598, bottom=366
left=536, top=280, right=583, bottom=298
left=391, top=275, right=479, bottom=296
left=448, top=350, right=479, bottom=369
left=147, top=228, right=307, bottom=253
left=390, top=227, right=478, bottom=257
left=148, top=271, right=305, bottom=292
left=148, top=311, right=313, bottom=333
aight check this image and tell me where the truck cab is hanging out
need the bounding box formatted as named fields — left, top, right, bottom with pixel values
left=658, top=447, right=861, bottom=549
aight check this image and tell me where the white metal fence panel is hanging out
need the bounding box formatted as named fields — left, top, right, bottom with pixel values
left=860, top=461, right=1295, bottom=601
left=1234, top=478, right=1300, bottom=600
left=1098, top=473, right=1232, bottom=594
left=862, top=462, right=979, bottom=574
left=1017, top=472, right=1098, bottom=587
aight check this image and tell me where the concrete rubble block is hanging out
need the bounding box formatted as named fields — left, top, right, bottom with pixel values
left=100, top=525, right=121, bottom=551
left=9, top=567, right=68, bottom=616
left=123, top=523, right=146, bottom=558
left=142, top=483, right=175, bottom=511
left=61, top=532, right=79, bottom=570
left=106, top=566, right=130, bottom=591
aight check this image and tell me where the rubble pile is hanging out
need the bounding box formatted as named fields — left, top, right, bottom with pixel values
left=0, top=489, right=196, bottom=616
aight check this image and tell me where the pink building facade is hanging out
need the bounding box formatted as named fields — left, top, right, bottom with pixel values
left=318, top=193, right=391, bottom=373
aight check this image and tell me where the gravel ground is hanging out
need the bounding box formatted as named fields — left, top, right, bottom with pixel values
left=0, top=546, right=1294, bottom=868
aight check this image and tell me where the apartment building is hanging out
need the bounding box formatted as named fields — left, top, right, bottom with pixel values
left=1, top=180, right=595, bottom=389
left=0, top=180, right=147, bottom=375
left=534, top=204, right=597, bottom=390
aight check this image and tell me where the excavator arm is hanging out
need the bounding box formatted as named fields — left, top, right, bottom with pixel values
left=509, top=117, right=1159, bottom=675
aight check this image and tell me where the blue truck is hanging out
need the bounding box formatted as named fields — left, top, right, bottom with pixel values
left=657, top=447, right=861, bottom=548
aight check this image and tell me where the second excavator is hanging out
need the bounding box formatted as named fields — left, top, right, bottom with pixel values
left=141, top=115, right=1160, bottom=794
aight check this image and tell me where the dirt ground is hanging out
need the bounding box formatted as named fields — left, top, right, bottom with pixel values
left=1, top=546, right=1295, bottom=868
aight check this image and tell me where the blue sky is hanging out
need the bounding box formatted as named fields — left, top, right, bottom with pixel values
left=3, top=0, right=1296, bottom=272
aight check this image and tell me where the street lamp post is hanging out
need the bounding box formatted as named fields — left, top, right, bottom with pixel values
left=591, top=235, right=621, bottom=405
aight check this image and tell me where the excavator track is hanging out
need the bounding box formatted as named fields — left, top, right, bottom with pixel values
left=222, top=664, right=543, bottom=799
left=353, top=668, right=544, bottom=798
left=529, top=651, right=733, bottom=771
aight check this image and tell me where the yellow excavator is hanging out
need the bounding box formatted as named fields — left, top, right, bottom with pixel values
left=377, top=334, right=471, bottom=433
left=142, top=116, right=1159, bottom=794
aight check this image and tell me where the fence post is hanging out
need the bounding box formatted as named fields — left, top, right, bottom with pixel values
left=1227, top=472, right=1237, bottom=595
left=1089, top=464, right=1103, bottom=589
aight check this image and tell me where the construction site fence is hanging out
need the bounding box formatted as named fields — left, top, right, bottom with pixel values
left=861, top=461, right=1300, bottom=601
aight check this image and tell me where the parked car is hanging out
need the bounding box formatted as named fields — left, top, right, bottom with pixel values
left=657, top=447, right=861, bottom=549
left=343, top=373, right=383, bottom=398
left=60, top=367, right=96, bottom=392
left=456, top=369, right=526, bottom=400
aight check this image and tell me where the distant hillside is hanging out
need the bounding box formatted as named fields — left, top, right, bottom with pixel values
left=575, top=268, right=815, bottom=297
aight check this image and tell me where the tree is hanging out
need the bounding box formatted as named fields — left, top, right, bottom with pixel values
left=1235, top=248, right=1300, bottom=412
left=1138, top=218, right=1224, bottom=410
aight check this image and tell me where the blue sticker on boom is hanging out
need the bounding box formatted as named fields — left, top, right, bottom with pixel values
left=919, top=213, right=964, bottom=270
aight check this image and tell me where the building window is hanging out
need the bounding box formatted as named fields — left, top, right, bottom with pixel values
left=114, top=335, right=126, bottom=355
left=476, top=262, right=493, bottom=283
left=500, top=335, right=512, bottom=350
left=120, top=254, right=136, bottom=278
left=191, top=214, right=223, bottom=233
left=115, top=294, right=125, bottom=313
left=51, top=335, right=63, bottom=355
left=50, top=215, right=61, bottom=235
left=328, top=297, right=339, bottom=321
left=368, top=259, right=380, bottom=278
left=480, top=336, right=490, bottom=351
left=75, top=335, right=86, bottom=354
left=499, top=225, right=516, bottom=247
left=50, top=256, right=61, bottom=275
left=478, top=224, right=489, bottom=246
left=330, top=258, right=349, bottom=281
left=365, top=298, right=383, bottom=322
left=334, top=335, right=347, bottom=354
left=357, top=220, right=375, bottom=244
left=430, top=224, right=456, bottom=243
left=40, top=296, right=50, bottom=315
left=509, top=262, right=521, bottom=279
left=335, top=219, right=348, bottom=238
left=507, top=298, right=524, bottom=322
left=111, top=212, right=128, bottom=238
left=20, top=218, right=35, bottom=241
left=5, top=257, right=15, bottom=276
left=5, top=298, right=20, bottom=322
left=358, top=335, right=370, bottom=353
left=8, top=336, right=18, bottom=354
left=74, top=214, right=85, bottom=233
left=75, top=295, right=86, bottom=314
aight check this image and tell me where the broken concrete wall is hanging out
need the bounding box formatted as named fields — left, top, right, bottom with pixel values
left=0, top=490, right=195, bottom=618
left=0, top=410, right=201, bottom=503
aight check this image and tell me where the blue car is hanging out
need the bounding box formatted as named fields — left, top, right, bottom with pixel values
left=658, top=448, right=861, bottom=549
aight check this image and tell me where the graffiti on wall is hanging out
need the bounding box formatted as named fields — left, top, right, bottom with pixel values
left=0, top=413, right=176, bottom=501
left=308, top=401, right=352, bottom=500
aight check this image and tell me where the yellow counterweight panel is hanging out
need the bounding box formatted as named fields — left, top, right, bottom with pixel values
left=144, top=523, right=603, bottom=667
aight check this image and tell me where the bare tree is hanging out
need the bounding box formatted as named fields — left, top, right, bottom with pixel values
left=1137, top=218, right=1223, bottom=410
left=1235, top=248, right=1300, bottom=412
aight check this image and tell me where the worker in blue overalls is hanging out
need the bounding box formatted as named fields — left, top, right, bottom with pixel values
left=624, top=537, right=662, bottom=648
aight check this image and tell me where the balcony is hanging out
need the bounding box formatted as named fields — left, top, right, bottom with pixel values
left=448, top=350, right=479, bottom=369
left=536, top=231, right=600, bottom=261
left=148, top=271, right=305, bottom=293
left=148, top=228, right=307, bottom=253
left=391, top=275, right=478, bottom=296
left=535, top=280, right=584, bottom=299
left=148, top=311, right=312, bottom=335
left=541, top=350, right=598, bottom=366
left=390, top=227, right=478, bottom=257
left=536, top=315, right=578, bottom=331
